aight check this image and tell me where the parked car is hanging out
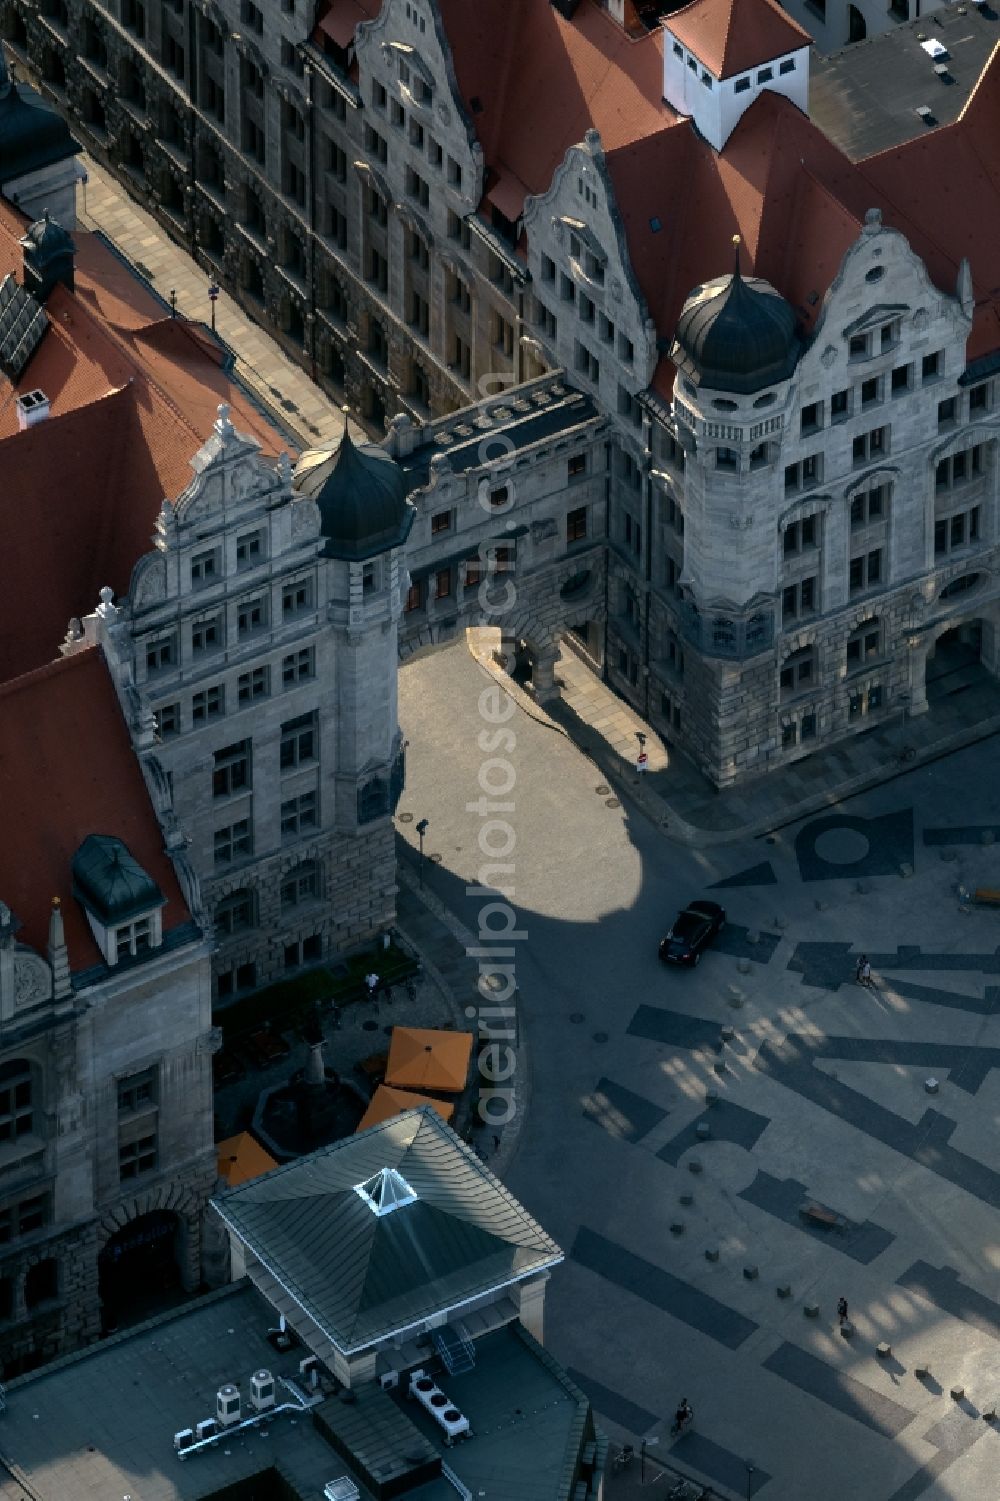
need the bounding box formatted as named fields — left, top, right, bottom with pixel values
left=658, top=900, right=726, bottom=967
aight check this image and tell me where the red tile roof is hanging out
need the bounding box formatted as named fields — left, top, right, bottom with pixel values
left=438, top=0, right=669, bottom=214
left=665, top=0, right=811, bottom=79
left=0, top=647, right=191, bottom=973
left=0, top=195, right=288, bottom=684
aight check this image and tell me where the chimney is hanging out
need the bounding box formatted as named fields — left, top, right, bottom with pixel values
left=15, top=389, right=50, bottom=430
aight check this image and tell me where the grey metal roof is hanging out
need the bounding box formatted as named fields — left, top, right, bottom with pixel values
left=0, top=274, right=46, bottom=380
left=400, top=387, right=599, bottom=490
left=294, top=428, right=415, bottom=561
left=70, top=833, right=165, bottom=923
left=0, top=56, right=80, bottom=188
left=213, top=1108, right=563, bottom=1354
left=810, top=6, right=999, bottom=161
left=671, top=264, right=799, bottom=395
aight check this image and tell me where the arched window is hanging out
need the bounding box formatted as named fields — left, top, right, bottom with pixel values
left=215, top=888, right=255, bottom=936
left=0, top=1060, right=35, bottom=1143
left=780, top=646, right=816, bottom=700
left=358, top=777, right=388, bottom=825
left=280, top=861, right=320, bottom=911
left=712, top=618, right=736, bottom=652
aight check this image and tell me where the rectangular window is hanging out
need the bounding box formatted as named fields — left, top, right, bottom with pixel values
left=567, top=506, right=587, bottom=543
left=970, top=382, right=991, bottom=415
left=191, top=548, right=220, bottom=587
left=880, top=321, right=899, bottom=352
left=156, top=702, right=180, bottom=739
left=568, top=454, right=587, bottom=479
left=783, top=516, right=817, bottom=555
left=938, top=397, right=957, bottom=430
left=431, top=510, right=451, bottom=535
left=0, top=1193, right=48, bottom=1244
left=800, top=402, right=821, bottom=436
left=734, top=76, right=750, bottom=92
left=853, top=426, right=888, bottom=465
left=281, top=789, right=319, bottom=839
left=282, top=646, right=315, bottom=688
left=922, top=350, right=942, bottom=383
left=447, top=154, right=462, bottom=188
left=282, top=576, right=314, bottom=618
left=192, top=684, right=225, bottom=722
left=831, top=388, right=850, bottom=423
left=236, top=529, right=266, bottom=570
left=406, top=580, right=425, bottom=611
left=861, top=377, right=881, bottom=410
left=779, top=57, right=795, bottom=73
left=280, top=712, right=318, bottom=771
left=281, top=865, right=319, bottom=910
left=146, top=634, right=176, bottom=675
left=117, top=1068, right=156, bottom=1114
left=237, top=594, right=269, bottom=636
left=782, top=577, right=817, bottom=621
left=757, top=66, right=773, bottom=82
left=213, top=818, right=252, bottom=867
left=237, top=666, right=270, bottom=704
left=115, top=916, right=152, bottom=961
left=785, top=455, right=823, bottom=492
left=192, top=613, right=222, bottom=656
left=435, top=567, right=452, bottom=599
left=891, top=363, right=911, bottom=396
left=848, top=333, right=869, bottom=360
left=213, top=740, right=251, bottom=798
left=118, top=1129, right=157, bottom=1181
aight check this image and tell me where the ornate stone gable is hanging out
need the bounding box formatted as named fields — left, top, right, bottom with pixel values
left=522, top=129, right=659, bottom=405
left=355, top=0, right=485, bottom=205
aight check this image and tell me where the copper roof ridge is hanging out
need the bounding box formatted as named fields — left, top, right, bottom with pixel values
left=0, top=640, right=96, bottom=700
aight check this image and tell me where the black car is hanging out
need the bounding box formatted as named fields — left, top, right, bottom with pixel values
left=658, top=900, right=726, bottom=966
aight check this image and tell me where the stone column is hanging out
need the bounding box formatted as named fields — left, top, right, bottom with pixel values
left=531, top=647, right=560, bottom=703
left=979, top=613, right=1000, bottom=679
left=907, top=637, right=930, bottom=716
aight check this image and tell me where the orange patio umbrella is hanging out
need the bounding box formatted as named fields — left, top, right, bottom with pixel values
left=357, top=1084, right=455, bottom=1133
left=216, top=1131, right=278, bottom=1187
left=385, top=1026, right=474, bottom=1094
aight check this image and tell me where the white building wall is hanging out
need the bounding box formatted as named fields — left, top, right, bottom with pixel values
left=662, top=33, right=809, bottom=150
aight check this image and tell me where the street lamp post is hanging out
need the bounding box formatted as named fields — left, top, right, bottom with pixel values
left=169, top=288, right=177, bottom=318
left=416, top=819, right=429, bottom=888
left=208, top=281, right=220, bottom=332
left=746, top=1458, right=756, bottom=1501
left=640, top=1435, right=658, bottom=1485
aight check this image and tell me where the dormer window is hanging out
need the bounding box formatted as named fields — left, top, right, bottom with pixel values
left=734, top=76, right=750, bottom=92
left=71, top=835, right=166, bottom=968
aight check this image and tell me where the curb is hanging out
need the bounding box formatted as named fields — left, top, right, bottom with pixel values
left=467, top=640, right=1000, bottom=844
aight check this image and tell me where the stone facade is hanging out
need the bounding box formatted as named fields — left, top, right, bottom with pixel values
left=0, top=889, right=216, bottom=1375
left=6, top=0, right=1000, bottom=798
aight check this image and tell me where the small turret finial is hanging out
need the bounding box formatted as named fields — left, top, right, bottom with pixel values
left=732, top=233, right=742, bottom=276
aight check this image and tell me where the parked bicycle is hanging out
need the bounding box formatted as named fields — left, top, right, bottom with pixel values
left=611, top=1443, right=635, bottom=1472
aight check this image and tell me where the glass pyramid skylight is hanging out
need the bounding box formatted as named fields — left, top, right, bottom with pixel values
left=353, top=1166, right=418, bottom=1217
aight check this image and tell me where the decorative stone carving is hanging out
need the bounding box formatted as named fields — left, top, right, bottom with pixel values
left=132, top=555, right=167, bottom=608
left=436, top=102, right=451, bottom=127
left=609, top=276, right=623, bottom=303
left=531, top=518, right=558, bottom=542
left=913, top=308, right=930, bottom=331
left=821, top=344, right=837, bottom=368
left=291, top=499, right=321, bottom=539
left=13, top=953, right=52, bottom=1009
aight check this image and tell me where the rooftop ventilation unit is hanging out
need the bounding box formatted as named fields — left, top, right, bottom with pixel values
left=195, top=1419, right=219, bottom=1443
left=379, top=1370, right=400, bottom=1392
left=407, top=1369, right=471, bottom=1445
left=323, top=1481, right=361, bottom=1501
left=216, top=1384, right=241, bottom=1427
left=173, top=1429, right=194, bottom=1451
left=250, top=1370, right=275, bottom=1412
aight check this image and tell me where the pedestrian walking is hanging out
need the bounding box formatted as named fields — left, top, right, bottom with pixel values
left=837, top=1296, right=849, bottom=1325
left=856, top=955, right=873, bottom=989
left=493, top=1134, right=501, bottom=1152
left=365, top=971, right=379, bottom=1002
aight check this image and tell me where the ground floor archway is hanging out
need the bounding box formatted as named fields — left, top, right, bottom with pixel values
left=98, top=1209, right=183, bottom=1332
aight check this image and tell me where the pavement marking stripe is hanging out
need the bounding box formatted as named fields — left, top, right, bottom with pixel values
left=896, top=1260, right=1000, bottom=1341
left=658, top=1100, right=770, bottom=1166
left=670, top=1433, right=771, bottom=1498
left=582, top=1078, right=668, bottom=1142
left=571, top=1227, right=759, bottom=1350
left=564, top=1368, right=658, bottom=1437
left=627, top=1007, right=722, bottom=1050
left=762, top=1342, right=915, bottom=1438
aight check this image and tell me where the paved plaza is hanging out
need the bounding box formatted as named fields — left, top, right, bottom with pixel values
left=398, top=639, right=1000, bottom=1501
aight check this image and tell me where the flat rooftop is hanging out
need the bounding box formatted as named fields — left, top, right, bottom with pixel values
left=810, top=4, right=1000, bottom=159
left=0, top=1282, right=596, bottom=1501
left=399, top=379, right=601, bottom=491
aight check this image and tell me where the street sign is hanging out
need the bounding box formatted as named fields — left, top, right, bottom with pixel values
left=637, top=751, right=648, bottom=773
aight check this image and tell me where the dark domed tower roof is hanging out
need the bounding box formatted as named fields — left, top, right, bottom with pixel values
left=671, top=256, right=799, bottom=395
left=294, top=429, right=414, bottom=561
left=0, top=53, right=80, bottom=188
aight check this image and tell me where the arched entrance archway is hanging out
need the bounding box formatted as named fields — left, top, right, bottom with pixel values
left=927, top=620, right=985, bottom=702
left=98, top=1210, right=182, bottom=1332
left=848, top=4, right=867, bottom=41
